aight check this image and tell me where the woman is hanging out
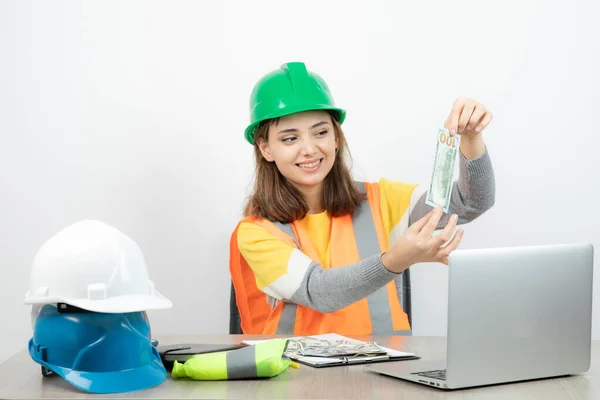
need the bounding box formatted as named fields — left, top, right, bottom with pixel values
left=230, top=62, right=495, bottom=335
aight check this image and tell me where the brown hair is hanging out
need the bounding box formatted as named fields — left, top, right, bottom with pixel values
left=243, top=112, right=365, bottom=223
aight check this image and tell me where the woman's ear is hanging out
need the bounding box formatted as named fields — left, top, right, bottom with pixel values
left=257, top=138, right=275, bottom=162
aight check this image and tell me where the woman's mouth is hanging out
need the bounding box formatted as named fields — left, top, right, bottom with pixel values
left=297, top=158, right=323, bottom=172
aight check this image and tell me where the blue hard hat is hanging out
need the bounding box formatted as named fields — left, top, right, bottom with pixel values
left=28, top=304, right=167, bottom=394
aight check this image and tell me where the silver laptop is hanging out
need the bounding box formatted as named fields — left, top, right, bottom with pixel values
left=369, top=243, right=594, bottom=390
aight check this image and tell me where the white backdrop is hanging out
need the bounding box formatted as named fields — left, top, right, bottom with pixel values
left=1, top=0, right=599, bottom=364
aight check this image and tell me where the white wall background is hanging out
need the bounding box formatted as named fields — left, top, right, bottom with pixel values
left=1, top=0, right=599, bottom=364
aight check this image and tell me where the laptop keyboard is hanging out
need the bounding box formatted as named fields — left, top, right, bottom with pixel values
left=411, top=369, right=447, bottom=381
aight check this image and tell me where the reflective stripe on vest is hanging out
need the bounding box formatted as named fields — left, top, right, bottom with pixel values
left=354, top=182, right=395, bottom=334
left=272, top=221, right=300, bottom=334
left=225, top=346, right=258, bottom=379
left=272, top=222, right=298, bottom=247
left=273, top=182, right=411, bottom=336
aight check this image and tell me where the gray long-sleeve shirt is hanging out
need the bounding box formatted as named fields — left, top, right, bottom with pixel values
left=286, top=148, right=496, bottom=313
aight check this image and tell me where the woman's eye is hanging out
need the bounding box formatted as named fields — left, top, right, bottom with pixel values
left=282, top=136, right=296, bottom=143
left=316, top=130, right=328, bottom=136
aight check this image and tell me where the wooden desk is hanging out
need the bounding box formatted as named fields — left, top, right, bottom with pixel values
left=0, top=335, right=597, bottom=399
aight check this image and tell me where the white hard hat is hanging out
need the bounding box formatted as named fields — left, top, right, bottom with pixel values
left=25, top=220, right=172, bottom=313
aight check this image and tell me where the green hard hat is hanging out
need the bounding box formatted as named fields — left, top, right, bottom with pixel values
left=244, top=62, right=346, bottom=144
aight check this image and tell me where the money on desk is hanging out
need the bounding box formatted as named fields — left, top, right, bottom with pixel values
left=425, top=128, right=461, bottom=213
left=284, top=337, right=386, bottom=358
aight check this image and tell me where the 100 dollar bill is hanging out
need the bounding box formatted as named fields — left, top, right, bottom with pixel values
left=425, top=128, right=460, bottom=213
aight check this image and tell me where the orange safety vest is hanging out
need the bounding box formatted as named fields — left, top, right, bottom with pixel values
left=229, top=182, right=411, bottom=336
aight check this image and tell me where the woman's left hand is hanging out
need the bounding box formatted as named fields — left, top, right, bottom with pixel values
left=444, top=97, right=493, bottom=139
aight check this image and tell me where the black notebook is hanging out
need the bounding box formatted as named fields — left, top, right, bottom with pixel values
left=158, top=343, right=247, bottom=366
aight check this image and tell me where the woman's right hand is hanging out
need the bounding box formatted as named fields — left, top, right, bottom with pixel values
left=381, top=206, right=464, bottom=273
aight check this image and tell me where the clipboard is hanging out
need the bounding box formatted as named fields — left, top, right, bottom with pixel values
left=291, top=352, right=420, bottom=368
